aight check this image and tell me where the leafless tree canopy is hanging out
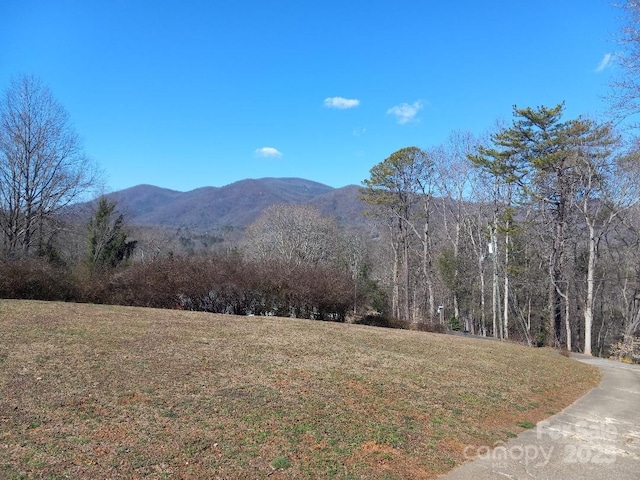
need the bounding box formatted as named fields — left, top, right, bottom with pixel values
left=242, top=204, right=341, bottom=266
left=0, top=75, right=96, bottom=257
left=611, top=1, right=640, bottom=124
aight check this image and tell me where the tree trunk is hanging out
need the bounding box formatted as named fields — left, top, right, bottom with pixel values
left=584, top=222, right=596, bottom=356
left=492, top=224, right=501, bottom=339
left=562, top=286, right=571, bottom=351
left=402, top=229, right=411, bottom=322
left=422, top=200, right=435, bottom=320
left=390, top=230, right=400, bottom=319
left=548, top=199, right=566, bottom=347
left=479, top=255, right=487, bottom=336
left=492, top=186, right=501, bottom=339
left=503, top=229, right=509, bottom=339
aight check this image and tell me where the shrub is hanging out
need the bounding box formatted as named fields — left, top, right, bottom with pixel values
left=448, top=316, right=462, bottom=331
left=0, top=258, right=76, bottom=301
left=0, top=252, right=361, bottom=323
left=76, top=255, right=355, bottom=321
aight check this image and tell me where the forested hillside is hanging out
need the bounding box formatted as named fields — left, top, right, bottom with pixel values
left=102, top=179, right=364, bottom=229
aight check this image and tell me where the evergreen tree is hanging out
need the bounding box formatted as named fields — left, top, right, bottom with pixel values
left=87, top=197, right=136, bottom=269
left=470, top=104, right=617, bottom=348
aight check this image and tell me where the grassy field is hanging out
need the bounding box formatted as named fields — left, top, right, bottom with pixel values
left=0, top=300, right=599, bottom=479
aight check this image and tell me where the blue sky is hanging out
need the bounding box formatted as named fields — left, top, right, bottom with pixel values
left=1, top=0, right=622, bottom=193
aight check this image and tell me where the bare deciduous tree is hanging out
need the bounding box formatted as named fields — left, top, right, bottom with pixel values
left=434, top=131, right=478, bottom=330
left=0, top=75, right=97, bottom=257
left=242, top=204, right=340, bottom=266
left=610, top=1, right=640, bottom=125
left=360, top=147, right=432, bottom=322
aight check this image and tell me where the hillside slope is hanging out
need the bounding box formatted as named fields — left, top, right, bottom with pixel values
left=0, top=300, right=599, bottom=479
left=104, top=177, right=365, bottom=229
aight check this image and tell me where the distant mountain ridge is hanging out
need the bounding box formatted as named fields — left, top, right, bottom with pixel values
left=104, top=177, right=367, bottom=230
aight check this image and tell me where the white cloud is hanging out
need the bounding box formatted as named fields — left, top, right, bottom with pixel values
left=323, top=96, right=360, bottom=109
left=595, top=53, right=613, bottom=73
left=387, top=100, right=423, bottom=124
left=254, top=147, right=282, bottom=158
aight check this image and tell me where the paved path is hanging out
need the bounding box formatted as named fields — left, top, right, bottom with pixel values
left=440, top=354, right=640, bottom=480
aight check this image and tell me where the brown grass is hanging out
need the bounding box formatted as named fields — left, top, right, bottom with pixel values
left=0, top=300, right=600, bottom=479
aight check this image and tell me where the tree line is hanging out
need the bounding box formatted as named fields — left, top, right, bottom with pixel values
left=360, top=106, right=640, bottom=361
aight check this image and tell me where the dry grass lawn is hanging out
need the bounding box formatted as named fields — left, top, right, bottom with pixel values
left=0, top=300, right=599, bottom=479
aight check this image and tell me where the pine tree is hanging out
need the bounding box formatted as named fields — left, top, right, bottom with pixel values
left=470, top=104, right=617, bottom=348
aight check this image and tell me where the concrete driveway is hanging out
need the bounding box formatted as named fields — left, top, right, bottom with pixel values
left=440, top=354, right=640, bottom=480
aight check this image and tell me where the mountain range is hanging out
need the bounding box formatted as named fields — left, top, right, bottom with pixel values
left=104, top=178, right=368, bottom=230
